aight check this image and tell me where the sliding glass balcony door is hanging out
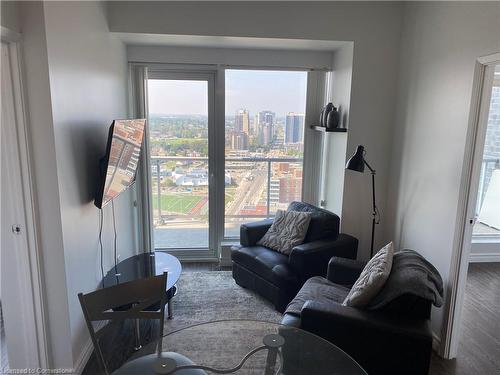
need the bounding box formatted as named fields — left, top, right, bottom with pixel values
left=143, top=68, right=312, bottom=258
left=147, top=72, right=215, bottom=257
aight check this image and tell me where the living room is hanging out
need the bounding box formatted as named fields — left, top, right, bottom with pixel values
left=1, top=1, right=499, bottom=375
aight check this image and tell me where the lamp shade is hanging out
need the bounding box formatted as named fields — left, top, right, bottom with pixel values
left=346, top=145, right=365, bottom=173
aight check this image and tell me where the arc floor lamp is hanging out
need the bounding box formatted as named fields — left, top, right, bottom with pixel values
left=346, top=145, right=380, bottom=257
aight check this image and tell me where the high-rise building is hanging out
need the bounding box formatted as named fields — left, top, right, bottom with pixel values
left=252, top=114, right=259, bottom=136
left=285, top=112, right=305, bottom=144
left=257, top=110, right=275, bottom=145
left=235, top=109, right=250, bottom=134
left=279, top=176, right=302, bottom=203
left=230, top=131, right=249, bottom=150
left=269, top=178, right=280, bottom=205
left=259, top=124, right=273, bottom=145
left=259, top=110, right=275, bottom=127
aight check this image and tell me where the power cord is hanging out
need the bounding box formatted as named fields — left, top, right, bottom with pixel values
left=111, top=200, right=118, bottom=272
left=99, top=208, right=104, bottom=288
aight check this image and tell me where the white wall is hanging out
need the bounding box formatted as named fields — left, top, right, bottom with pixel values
left=42, top=1, right=137, bottom=366
left=389, top=2, right=500, bottom=342
left=1, top=1, right=21, bottom=32
left=16, top=1, right=136, bottom=369
left=108, top=1, right=404, bottom=259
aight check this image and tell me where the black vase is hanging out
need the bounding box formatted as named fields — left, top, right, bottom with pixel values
left=322, top=103, right=334, bottom=127
left=326, top=106, right=340, bottom=129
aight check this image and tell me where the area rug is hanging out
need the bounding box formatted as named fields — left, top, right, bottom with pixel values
left=83, top=271, right=283, bottom=374
left=165, top=271, right=282, bottom=332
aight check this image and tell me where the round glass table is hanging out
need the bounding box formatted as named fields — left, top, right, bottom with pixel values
left=112, top=320, right=367, bottom=375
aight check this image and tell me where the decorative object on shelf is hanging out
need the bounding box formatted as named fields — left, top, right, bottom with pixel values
left=346, top=145, right=380, bottom=257
left=322, top=102, right=334, bottom=127
left=326, top=106, right=340, bottom=130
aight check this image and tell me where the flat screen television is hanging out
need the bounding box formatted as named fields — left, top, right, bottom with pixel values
left=94, top=119, right=146, bottom=209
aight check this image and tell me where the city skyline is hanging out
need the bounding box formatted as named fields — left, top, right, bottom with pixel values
left=147, top=70, right=308, bottom=117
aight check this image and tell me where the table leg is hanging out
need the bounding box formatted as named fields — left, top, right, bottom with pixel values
left=167, top=301, right=173, bottom=319
left=264, top=347, right=278, bottom=375
left=134, top=318, right=142, bottom=351
left=263, top=334, right=284, bottom=375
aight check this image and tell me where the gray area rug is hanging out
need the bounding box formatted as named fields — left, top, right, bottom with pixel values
left=137, top=272, right=286, bottom=375
left=165, top=271, right=282, bottom=332
left=83, top=271, right=282, bottom=374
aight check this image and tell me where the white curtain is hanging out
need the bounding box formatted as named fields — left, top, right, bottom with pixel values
left=129, top=64, right=154, bottom=252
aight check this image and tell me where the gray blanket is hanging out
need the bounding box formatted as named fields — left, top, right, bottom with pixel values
left=368, top=249, right=444, bottom=310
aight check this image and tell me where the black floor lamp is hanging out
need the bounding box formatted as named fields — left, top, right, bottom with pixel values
left=345, top=145, right=380, bottom=258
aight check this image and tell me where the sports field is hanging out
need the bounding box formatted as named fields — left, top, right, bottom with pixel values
left=152, top=191, right=235, bottom=215
left=152, top=194, right=204, bottom=214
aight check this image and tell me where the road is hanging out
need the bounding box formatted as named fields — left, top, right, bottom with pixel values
left=226, top=168, right=267, bottom=215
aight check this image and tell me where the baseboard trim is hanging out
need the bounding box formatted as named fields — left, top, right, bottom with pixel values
left=432, top=331, right=442, bottom=355
left=220, top=243, right=235, bottom=267
left=73, top=321, right=106, bottom=374
left=73, top=337, right=94, bottom=375
left=469, top=252, right=500, bottom=263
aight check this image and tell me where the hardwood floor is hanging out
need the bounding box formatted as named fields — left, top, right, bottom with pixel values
left=0, top=302, right=8, bottom=372
left=81, top=261, right=499, bottom=375
left=184, top=262, right=500, bottom=375
left=429, top=262, right=500, bottom=375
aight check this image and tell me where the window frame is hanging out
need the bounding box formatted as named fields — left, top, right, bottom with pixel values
left=134, top=63, right=327, bottom=261
left=145, top=69, right=219, bottom=260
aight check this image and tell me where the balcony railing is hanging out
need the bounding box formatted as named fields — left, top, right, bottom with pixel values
left=150, top=155, right=303, bottom=228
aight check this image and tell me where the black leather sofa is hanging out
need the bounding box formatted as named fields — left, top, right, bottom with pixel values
left=281, top=256, right=435, bottom=375
left=231, top=202, right=358, bottom=312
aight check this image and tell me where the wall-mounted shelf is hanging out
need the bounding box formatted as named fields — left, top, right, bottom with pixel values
left=310, top=126, right=347, bottom=133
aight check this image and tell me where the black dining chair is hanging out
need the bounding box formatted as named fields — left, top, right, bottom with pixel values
left=78, top=273, right=168, bottom=375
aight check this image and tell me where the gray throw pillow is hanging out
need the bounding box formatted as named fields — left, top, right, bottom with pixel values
left=257, top=209, right=312, bottom=255
left=342, top=242, right=394, bottom=308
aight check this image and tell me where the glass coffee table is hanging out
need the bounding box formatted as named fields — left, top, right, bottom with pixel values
left=102, top=252, right=182, bottom=319
left=112, top=320, right=367, bottom=375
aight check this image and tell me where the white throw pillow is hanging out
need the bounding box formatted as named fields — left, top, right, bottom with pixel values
left=342, top=242, right=394, bottom=308
left=257, top=210, right=312, bottom=255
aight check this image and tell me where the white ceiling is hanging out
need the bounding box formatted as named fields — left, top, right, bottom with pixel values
left=115, top=33, right=348, bottom=52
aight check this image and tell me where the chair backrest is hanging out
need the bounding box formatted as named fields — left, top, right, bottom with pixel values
left=287, top=201, right=340, bottom=242
left=78, top=272, right=168, bottom=374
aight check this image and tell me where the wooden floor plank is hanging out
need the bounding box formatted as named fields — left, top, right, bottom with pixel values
left=429, top=262, right=500, bottom=375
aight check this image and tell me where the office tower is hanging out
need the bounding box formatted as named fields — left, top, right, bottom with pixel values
left=285, top=112, right=305, bottom=144
left=257, top=110, right=275, bottom=145
left=230, top=131, right=249, bottom=150
left=252, top=114, right=259, bottom=136
left=235, top=109, right=250, bottom=134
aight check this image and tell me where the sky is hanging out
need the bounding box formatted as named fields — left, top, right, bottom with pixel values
left=148, top=70, right=308, bottom=117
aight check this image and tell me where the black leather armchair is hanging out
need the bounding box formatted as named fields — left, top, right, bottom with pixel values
left=281, top=256, right=434, bottom=375
left=231, top=202, right=358, bottom=312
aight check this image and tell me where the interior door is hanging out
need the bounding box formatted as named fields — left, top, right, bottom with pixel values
left=1, top=41, right=43, bottom=369
left=145, top=72, right=217, bottom=259
left=448, top=62, right=498, bottom=358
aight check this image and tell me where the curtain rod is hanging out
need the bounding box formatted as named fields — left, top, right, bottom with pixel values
left=129, top=61, right=331, bottom=72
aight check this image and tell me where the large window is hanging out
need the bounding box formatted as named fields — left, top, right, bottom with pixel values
left=224, top=70, right=308, bottom=237
left=142, top=68, right=311, bottom=257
